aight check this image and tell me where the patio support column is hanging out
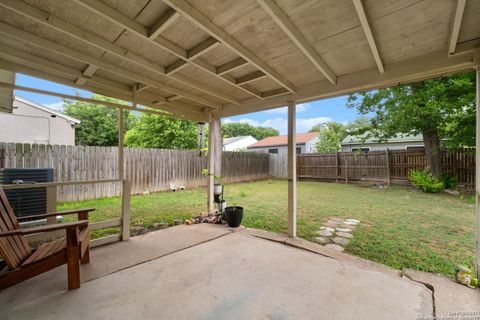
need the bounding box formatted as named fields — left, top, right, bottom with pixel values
left=207, top=117, right=221, bottom=212
left=475, top=48, right=480, bottom=277
left=118, top=109, right=125, bottom=180
left=287, top=100, right=297, bottom=237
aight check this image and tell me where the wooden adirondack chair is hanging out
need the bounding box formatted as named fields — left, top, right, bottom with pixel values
left=0, top=186, right=94, bottom=290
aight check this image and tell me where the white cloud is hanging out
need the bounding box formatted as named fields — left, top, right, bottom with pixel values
left=264, top=103, right=309, bottom=114
left=223, top=116, right=332, bottom=135
left=44, top=101, right=64, bottom=111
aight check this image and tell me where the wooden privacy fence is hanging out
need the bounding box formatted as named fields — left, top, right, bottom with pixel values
left=297, top=149, right=475, bottom=189
left=0, top=142, right=270, bottom=202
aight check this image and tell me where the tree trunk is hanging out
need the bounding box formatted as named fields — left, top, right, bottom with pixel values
left=422, top=129, right=442, bottom=179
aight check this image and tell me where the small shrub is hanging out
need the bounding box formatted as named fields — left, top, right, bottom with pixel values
left=409, top=170, right=445, bottom=193
left=442, top=172, right=458, bottom=190
left=240, top=191, right=247, bottom=198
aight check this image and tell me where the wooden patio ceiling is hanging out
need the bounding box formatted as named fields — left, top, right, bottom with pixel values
left=0, top=0, right=479, bottom=122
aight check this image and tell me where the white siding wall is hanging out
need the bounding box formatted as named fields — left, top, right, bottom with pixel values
left=0, top=98, right=77, bottom=145
left=223, top=136, right=258, bottom=151
left=341, top=141, right=424, bottom=152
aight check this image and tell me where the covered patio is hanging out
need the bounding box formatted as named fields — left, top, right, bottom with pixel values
left=0, top=0, right=479, bottom=318
left=0, top=224, right=439, bottom=319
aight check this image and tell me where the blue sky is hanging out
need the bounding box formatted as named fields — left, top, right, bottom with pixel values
left=16, top=74, right=364, bottom=134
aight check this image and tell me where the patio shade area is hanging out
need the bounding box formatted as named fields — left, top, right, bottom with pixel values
left=1, top=224, right=440, bottom=320
left=0, top=0, right=478, bottom=121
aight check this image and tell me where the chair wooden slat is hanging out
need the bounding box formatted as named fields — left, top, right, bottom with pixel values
left=0, top=187, right=31, bottom=263
left=22, top=238, right=66, bottom=266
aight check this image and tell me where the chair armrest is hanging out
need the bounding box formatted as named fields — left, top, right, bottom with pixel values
left=16, top=208, right=96, bottom=222
left=0, top=220, right=88, bottom=238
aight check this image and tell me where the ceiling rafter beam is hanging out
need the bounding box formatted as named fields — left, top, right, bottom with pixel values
left=162, top=0, right=296, bottom=93
left=257, top=0, right=337, bottom=83
left=76, top=64, right=98, bottom=85
left=448, top=0, right=467, bottom=55
left=73, top=0, right=264, bottom=100
left=236, top=71, right=267, bottom=85
left=0, top=20, right=224, bottom=109
left=216, top=58, right=248, bottom=75
left=0, top=0, right=240, bottom=105
left=148, top=8, right=180, bottom=40
left=352, top=0, right=385, bottom=73
left=166, top=37, right=220, bottom=75
left=0, top=58, right=206, bottom=121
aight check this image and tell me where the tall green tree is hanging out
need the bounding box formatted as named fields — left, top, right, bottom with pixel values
left=310, top=118, right=370, bottom=153
left=315, top=127, right=341, bottom=153
left=124, top=113, right=197, bottom=149
left=222, top=122, right=279, bottom=140
left=347, top=72, right=476, bottom=178
left=63, top=95, right=134, bottom=146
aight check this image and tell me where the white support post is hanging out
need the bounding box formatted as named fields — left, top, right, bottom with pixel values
left=287, top=100, right=297, bottom=237
left=118, top=109, right=125, bottom=180
left=206, top=117, right=222, bottom=213
left=475, top=64, right=480, bottom=277
left=207, top=118, right=215, bottom=213
left=121, top=179, right=131, bottom=241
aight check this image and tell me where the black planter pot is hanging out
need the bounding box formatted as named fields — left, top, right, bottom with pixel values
left=225, top=206, right=243, bottom=228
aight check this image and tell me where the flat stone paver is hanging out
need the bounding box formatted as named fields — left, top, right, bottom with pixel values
left=332, top=236, right=350, bottom=246
left=317, top=230, right=333, bottom=237
left=1, top=231, right=433, bottom=320
left=336, top=232, right=353, bottom=239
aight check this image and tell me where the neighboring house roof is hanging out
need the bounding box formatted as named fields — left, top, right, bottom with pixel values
left=341, top=133, right=423, bottom=146
left=248, top=132, right=319, bottom=148
left=14, top=95, right=81, bottom=124
left=223, top=135, right=255, bottom=145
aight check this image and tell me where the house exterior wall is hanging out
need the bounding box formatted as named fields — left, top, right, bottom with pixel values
left=0, top=98, right=77, bottom=145
left=249, top=136, right=319, bottom=154
left=341, top=141, right=424, bottom=152
left=249, top=143, right=306, bottom=154
left=223, top=136, right=258, bottom=151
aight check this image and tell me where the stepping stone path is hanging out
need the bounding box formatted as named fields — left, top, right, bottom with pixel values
left=313, top=217, right=360, bottom=252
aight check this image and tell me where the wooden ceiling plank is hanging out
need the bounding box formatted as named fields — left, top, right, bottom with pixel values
left=236, top=71, right=267, bottom=85
left=163, top=0, right=296, bottom=93
left=352, top=0, right=385, bottom=73
left=261, top=88, right=289, bottom=99
left=448, top=0, right=467, bottom=55
left=0, top=21, right=222, bottom=109
left=258, top=0, right=337, bottom=83
left=73, top=0, right=263, bottom=100
left=148, top=8, right=180, bottom=40
left=217, top=58, right=249, bottom=75
left=0, top=0, right=242, bottom=105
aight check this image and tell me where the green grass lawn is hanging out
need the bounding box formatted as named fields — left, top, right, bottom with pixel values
left=58, top=180, right=476, bottom=276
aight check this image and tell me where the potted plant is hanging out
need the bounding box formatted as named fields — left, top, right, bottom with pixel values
left=224, top=205, right=243, bottom=228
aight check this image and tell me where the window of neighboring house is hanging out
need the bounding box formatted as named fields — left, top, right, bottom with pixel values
left=268, top=148, right=278, bottom=154
left=296, top=147, right=302, bottom=154
left=406, top=146, right=425, bottom=151
left=351, top=147, right=370, bottom=154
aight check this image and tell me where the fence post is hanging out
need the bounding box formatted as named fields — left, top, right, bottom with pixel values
left=386, top=148, right=391, bottom=186
left=336, top=152, right=339, bottom=183
left=46, top=186, right=57, bottom=224
left=345, top=153, right=349, bottom=184
left=121, top=179, right=131, bottom=241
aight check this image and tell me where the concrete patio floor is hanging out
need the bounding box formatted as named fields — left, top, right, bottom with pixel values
left=1, top=224, right=477, bottom=319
